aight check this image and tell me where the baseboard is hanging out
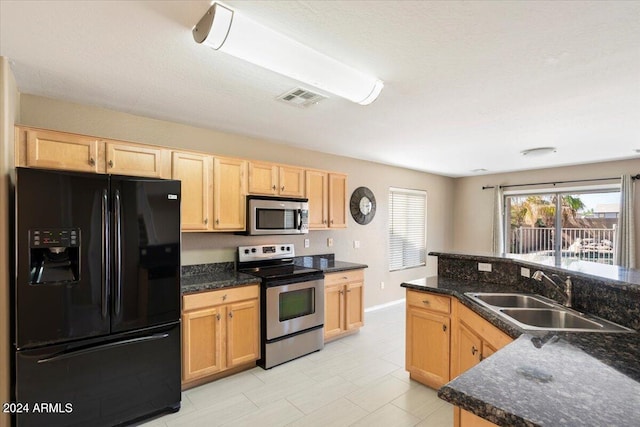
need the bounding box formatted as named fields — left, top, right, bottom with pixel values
left=364, top=298, right=405, bottom=313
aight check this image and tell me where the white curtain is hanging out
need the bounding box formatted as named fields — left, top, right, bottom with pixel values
left=614, top=175, right=636, bottom=268
left=491, top=186, right=505, bottom=254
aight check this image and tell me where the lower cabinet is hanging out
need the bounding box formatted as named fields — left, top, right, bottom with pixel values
left=181, top=285, right=260, bottom=386
left=406, top=291, right=451, bottom=388
left=324, top=269, right=364, bottom=341
left=404, top=289, right=514, bottom=427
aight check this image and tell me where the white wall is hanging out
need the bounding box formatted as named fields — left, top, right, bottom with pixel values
left=1, top=56, right=20, bottom=427
left=18, top=94, right=456, bottom=308
left=452, top=159, right=640, bottom=266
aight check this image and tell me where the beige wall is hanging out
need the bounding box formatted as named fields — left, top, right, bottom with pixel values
left=1, top=57, right=20, bottom=427
left=18, top=94, right=456, bottom=308
left=452, top=159, right=640, bottom=266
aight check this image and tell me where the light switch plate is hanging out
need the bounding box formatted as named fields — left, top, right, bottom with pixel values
left=304, top=238, right=310, bottom=248
left=478, top=262, right=492, bottom=272
left=327, top=238, right=333, bottom=247
left=353, top=240, right=360, bottom=249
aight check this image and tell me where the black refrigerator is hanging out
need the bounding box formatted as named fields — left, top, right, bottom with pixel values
left=13, top=167, right=182, bottom=426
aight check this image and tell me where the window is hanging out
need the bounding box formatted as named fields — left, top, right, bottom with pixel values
left=505, top=188, right=620, bottom=265
left=389, top=188, right=427, bottom=271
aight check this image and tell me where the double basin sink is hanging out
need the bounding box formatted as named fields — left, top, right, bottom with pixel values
left=464, top=293, right=634, bottom=333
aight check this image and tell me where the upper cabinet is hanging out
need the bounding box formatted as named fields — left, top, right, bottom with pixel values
left=16, top=126, right=347, bottom=233
left=213, top=157, right=247, bottom=231
left=105, top=140, right=170, bottom=178
left=306, top=170, right=347, bottom=229
left=248, top=161, right=304, bottom=198
left=17, top=127, right=104, bottom=173
left=172, top=151, right=213, bottom=231
left=16, top=126, right=170, bottom=178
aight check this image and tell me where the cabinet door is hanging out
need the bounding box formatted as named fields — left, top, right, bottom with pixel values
left=306, top=170, right=328, bottom=229
left=279, top=166, right=305, bottom=197
left=25, top=128, right=102, bottom=173
left=227, top=299, right=260, bottom=367
left=328, top=173, right=347, bottom=228
left=106, top=141, right=169, bottom=178
left=406, top=306, right=450, bottom=388
left=455, top=322, right=483, bottom=377
left=324, top=284, right=345, bottom=340
left=248, top=161, right=278, bottom=195
left=345, top=281, right=364, bottom=330
left=172, top=152, right=212, bottom=230
left=213, top=157, right=247, bottom=230
left=182, top=307, right=223, bottom=381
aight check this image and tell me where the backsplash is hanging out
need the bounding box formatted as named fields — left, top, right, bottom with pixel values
left=435, top=253, right=640, bottom=330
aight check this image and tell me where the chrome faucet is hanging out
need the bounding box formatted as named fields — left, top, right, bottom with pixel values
left=531, top=270, right=573, bottom=308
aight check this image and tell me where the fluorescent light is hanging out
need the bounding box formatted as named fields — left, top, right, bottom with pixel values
left=520, top=147, right=557, bottom=157
left=193, top=3, right=383, bottom=105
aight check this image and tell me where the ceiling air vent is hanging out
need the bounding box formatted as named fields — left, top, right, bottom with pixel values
left=276, top=88, right=326, bottom=108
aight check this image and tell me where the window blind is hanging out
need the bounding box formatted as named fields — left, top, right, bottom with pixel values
left=389, top=188, right=427, bottom=271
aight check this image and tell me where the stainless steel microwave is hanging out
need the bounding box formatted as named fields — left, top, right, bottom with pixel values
left=246, top=196, right=309, bottom=235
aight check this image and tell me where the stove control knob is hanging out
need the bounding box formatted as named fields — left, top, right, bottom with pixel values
left=251, top=248, right=257, bottom=253
left=244, top=249, right=250, bottom=254
left=281, top=246, right=285, bottom=251
left=286, top=246, right=291, bottom=251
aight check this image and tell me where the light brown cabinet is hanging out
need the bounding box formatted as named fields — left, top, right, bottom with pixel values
left=16, top=127, right=104, bottom=173
left=171, top=151, right=213, bottom=231
left=306, top=170, right=347, bottom=229
left=213, top=157, right=247, bottom=231
left=105, top=140, right=170, bottom=178
left=248, top=161, right=305, bottom=197
left=406, top=291, right=451, bottom=388
left=451, top=303, right=512, bottom=378
left=15, top=126, right=171, bottom=177
left=182, top=285, right=260, bottom=386
left=324, top=269, right=364, bottom=341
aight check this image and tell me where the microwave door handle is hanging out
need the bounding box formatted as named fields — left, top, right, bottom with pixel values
left=296, top=209, right=303, bottom=230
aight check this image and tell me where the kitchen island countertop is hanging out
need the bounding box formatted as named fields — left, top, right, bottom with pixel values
left=402, top=276, right=640, bottom=426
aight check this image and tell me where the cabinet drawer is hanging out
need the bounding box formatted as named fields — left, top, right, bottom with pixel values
left=324, top=269, right=364, bottom=286
left=407, top=290, right=451, bottom=314
left=183, top=285, right=259, bottom=312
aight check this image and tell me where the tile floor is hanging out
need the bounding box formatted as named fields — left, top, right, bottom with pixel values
left=140, top=301, right=453, bottom=427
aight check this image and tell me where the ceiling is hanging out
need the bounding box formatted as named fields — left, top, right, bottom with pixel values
left=1, top=1, right=639, bottom=177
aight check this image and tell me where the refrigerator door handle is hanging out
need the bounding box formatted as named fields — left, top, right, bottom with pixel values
left=115, top=189, right=122, bottom=316
left=35, top=333, right=170, bottom=364
left=102, top=189, right=109, bottom=318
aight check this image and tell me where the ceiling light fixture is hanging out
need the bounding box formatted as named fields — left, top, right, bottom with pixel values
left=520, top=147, right=557, bottom=157
left=192, top=3, right=384, bottom=105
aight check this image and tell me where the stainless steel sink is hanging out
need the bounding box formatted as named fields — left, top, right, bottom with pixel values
left=466, top=293, right=554, bottom=309
left=465, top=292, right=635, bottom=333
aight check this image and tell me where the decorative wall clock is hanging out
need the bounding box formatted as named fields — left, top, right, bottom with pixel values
left=350, top=186, right=376, bottom=225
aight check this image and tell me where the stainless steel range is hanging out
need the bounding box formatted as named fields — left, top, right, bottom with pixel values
left=237, top=244, right=324, bottom=369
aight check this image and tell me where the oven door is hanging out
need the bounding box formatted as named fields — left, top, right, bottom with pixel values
left=265, top=278, right=324, bottom=340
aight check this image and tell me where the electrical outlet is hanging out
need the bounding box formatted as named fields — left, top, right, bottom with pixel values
left=353, top=240, right=360, bottom=249
left=304, top=238, right=310, bottom=248
left=327, top=237, right=333, bottom=247
left=521, top=267, right=530, bottom=278
left=478, top=262, right=492, bottom=272
left=380, top=282, right=385, bottom=290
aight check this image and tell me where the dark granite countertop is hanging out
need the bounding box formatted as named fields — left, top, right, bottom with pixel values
left=430, top=251, right=640, bottom=288
left=181, top=256, right=367, bottom=295
left=402, top=276, right=640, bottom=426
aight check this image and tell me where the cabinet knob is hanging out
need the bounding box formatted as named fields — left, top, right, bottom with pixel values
left=222, top=294, right=227, bottom=301
left=108, top=160, right=114, bottom=168
left=347, top=289, right=352, bottom=293
left=216, top=219, right=220, bottom=225
left=471, top=346, right=478, bottom=356
left=272, top=185, right=276, bottom=190
left=229, top=311, right=233, bottom=318
left=330, top=219, right=334, bottom=224
left=339, top=290, right=344, bottom=295
left=422, top=300, right=431, bottom=305
left=89, top=157, right=95, bottom=166
left=281, top=186, right=285, bottom=191
left=323, top=220, right=327, bottom=224
left=442, top=324, right=447, bottom=332
left=204, top=218, right=208, bottom=225
left=216, top=313, right=220, bottom=321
